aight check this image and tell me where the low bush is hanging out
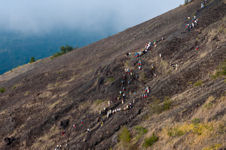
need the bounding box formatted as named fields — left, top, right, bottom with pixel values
left=0, top=87, right=5, bottom=93
left=135, top=126, right=148, bottom=140
left=143, top=134, right=159, bottom=148
left=168, top=128, right=184, bottom=137
left=51, top=45, right=76, bottom=59
left=162, top=99, right=172, bottom=111
left=135, top=126, right=148, bottom=135
left=212, top=60, right=226, bottom=79
left=217, top=123, right=225, bottom=134
left=203, top=144, right=222, bottom=150
left=119, top=126, right=131, bottom=145
left=29, top=57, right=35, bottom=63
left=106, top=77, right=115, bottom=83
left=194, top=80, right=203, bottom=87
left=150, top=97, right=172, bottom=114
left=192, top=118, right=201, bottom=125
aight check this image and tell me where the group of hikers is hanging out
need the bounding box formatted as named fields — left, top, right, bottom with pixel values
left=142, top=86, right=150, bottom=98
left=54, top=1, right=210, bottom=149
left=185, top=0, right=210, bottom=32
left=133, top=40, right=158, bottom=58
left=185, top=15, right=199, bottom=31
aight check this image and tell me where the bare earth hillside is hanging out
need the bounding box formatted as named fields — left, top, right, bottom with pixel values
left=0, top=0, right=225, bottom=150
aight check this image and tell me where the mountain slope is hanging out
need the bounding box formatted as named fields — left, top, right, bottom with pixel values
left=0, top=0, right=225, bottom=150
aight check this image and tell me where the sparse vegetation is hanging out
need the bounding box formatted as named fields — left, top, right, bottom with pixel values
left=150, top=97, right=172, bottom=114
left=0, top=87, right=5, bottom=93
left=29, top=57, right=36, bottom=63
left=24, top=91, right=30, bottom=96
left=217, top=123, right=225, bottom=134
left=12, top=85, right=17, bottom=89
left=218, top=25, right=226, bottom=34
left=119, top=126, right=131, bottom=145
left=134, top=126, right=148, bottom=140
left=194, top=80, right=203, bottom=87
left=94, top=99, right=104, bottom=105
left=202, top=144, right=222, bottom=150
left=162, top=98, right=172, bottom=111
left=12, top=83, right=22, bottom=90
left=204, top=102, right=213, bottom=109
left=168, top=127, right=184, bottom=137
left=193, top=123, right=213, bottom=135
left=212, top=60, right=226, bottom=79
left=192, top=118, right=201, bottom=125
left=203, top=96, right=215, bottom=109
left=51, top=45, right=76, bottom=59
left=143, top=134, right=159, bottom=148
left=106, top=77, right=115, bottom=83
left=188, top=81, right=193, bottom=85
left=166, top=121, right=215, bottom=139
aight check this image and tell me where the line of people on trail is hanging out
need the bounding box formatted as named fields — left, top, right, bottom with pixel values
left=185, top=0, right=210, bottom=32
left=100, top=38, right=164, bottom=120
left=133, top=39, right=159, bottom=58
left=53, top=2, right=214, bottom=148
left=54, top=28, right=167, bottom=150
left=106, top=70, right=137, bottom=118
left=54, top=35, right=169, bottom=150
left=54, top=35, right=168, bottom=150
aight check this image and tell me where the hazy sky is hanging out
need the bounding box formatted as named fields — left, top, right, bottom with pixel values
left=0, top=0, right=183, bottom=34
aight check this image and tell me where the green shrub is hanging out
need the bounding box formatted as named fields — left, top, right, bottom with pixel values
left=194, top=80, right=203, bottom=87
left=135, top=126, right=148, bottom=140
left=60, top=45, right=73, bottom=53
left=29, top=57, right=35, bottom=63
left=203, top=144, right=222, bottom=150
left=212, top=60, right=226, bottom=79
left=188, top=81, right=193, bottom=85
left=0, top=87, right=5, bottom=93
left=168, top=128, right=184, bottom=137
left=218, top=123, right=225, bottom=134
left=119, top=126, right=131, bottom=144
left=106, top=77, right=115, bottom=83
left=143, top=134, right=159, bottom=148
left=192, top=118, right=201, bottom=125
left=162, top=99, right=172, bottom=111
left=204, top=102, right=213, bottom=109
left=135, top=126, right=148, bottom=135
left=150, top=98, right=172, bottom=114
left=51, top=45, right=76, bottom=59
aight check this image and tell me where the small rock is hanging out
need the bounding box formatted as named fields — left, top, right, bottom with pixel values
left=4, top=137, right=16, bottom=145
left=60, top=119, right=69, bottom=129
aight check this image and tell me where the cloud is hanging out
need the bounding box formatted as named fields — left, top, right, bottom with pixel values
left=0, top=0, right=182, bottom=34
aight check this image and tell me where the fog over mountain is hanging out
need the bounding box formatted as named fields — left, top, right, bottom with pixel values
left=0, top=0, right=182, bottom=34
